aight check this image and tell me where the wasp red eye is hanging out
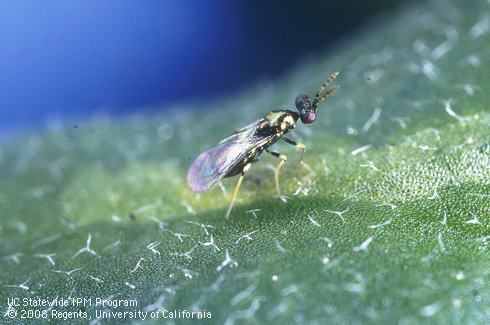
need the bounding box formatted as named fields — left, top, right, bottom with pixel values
left=301, top=111, right=316, bottom=124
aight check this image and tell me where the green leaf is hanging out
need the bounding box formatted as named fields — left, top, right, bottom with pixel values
left=1, top=0, right=489, bottom=323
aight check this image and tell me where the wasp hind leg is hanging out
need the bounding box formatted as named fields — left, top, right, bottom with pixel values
left=282, top=137, right=315, bottom=175
left=266, top=150, right=288, bottom=195
left=225, top=163, right=251, bottom=219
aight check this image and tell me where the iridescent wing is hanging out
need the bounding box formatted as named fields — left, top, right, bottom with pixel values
left=187, top=119, right=271, bottom=192
left=217, top=120, right=260, bottom=144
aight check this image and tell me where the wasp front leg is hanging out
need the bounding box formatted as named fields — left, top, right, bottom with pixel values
left=225, top=163, right=251, bottom=219
left=282, top=137, right=306, bottom=162
left=266, top=150, right=288, bottom=195
left=282, top=137, right=315, bottom=175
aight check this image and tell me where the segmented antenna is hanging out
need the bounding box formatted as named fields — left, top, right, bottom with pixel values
left=313, top=71, right=339, bottom=110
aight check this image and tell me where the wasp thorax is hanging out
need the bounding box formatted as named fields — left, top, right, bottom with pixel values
left=283, top=115, right=295, bottom=127
left=279, top=115, right=295, bottom=131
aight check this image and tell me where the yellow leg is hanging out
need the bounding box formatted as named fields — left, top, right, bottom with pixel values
left=282, top=137, right=305, bottom=162
left=297, top=143, right=306, bottom=163
left=282, top=138, right=315, bottom=175
left=225, top=164, right=251, bottom=219
left=300, top=160, right=315, bottom=176
left=267, top=150, right=288, bottom=195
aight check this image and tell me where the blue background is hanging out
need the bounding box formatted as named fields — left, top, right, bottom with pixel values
left=0, top=0, right=408, bottom=134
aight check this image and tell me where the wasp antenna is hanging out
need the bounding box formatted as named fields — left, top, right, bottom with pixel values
left=315, top=82, right=327, bottom=99
left=315, top=71, right=340, bottom=99
left=318, top=86, right=339, bottom=103
left=326, top=71, right=340, bottom=84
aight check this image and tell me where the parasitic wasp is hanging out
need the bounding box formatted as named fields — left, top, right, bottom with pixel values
left=187, top=72, right=339, bottom=218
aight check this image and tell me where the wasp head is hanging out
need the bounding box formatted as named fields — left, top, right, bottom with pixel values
left=295, top=72, right=339, bottom=125
left=295, top=94, right=316, bottom=124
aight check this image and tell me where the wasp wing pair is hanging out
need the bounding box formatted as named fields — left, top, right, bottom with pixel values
left=187, top=119, right=273, bottom=193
